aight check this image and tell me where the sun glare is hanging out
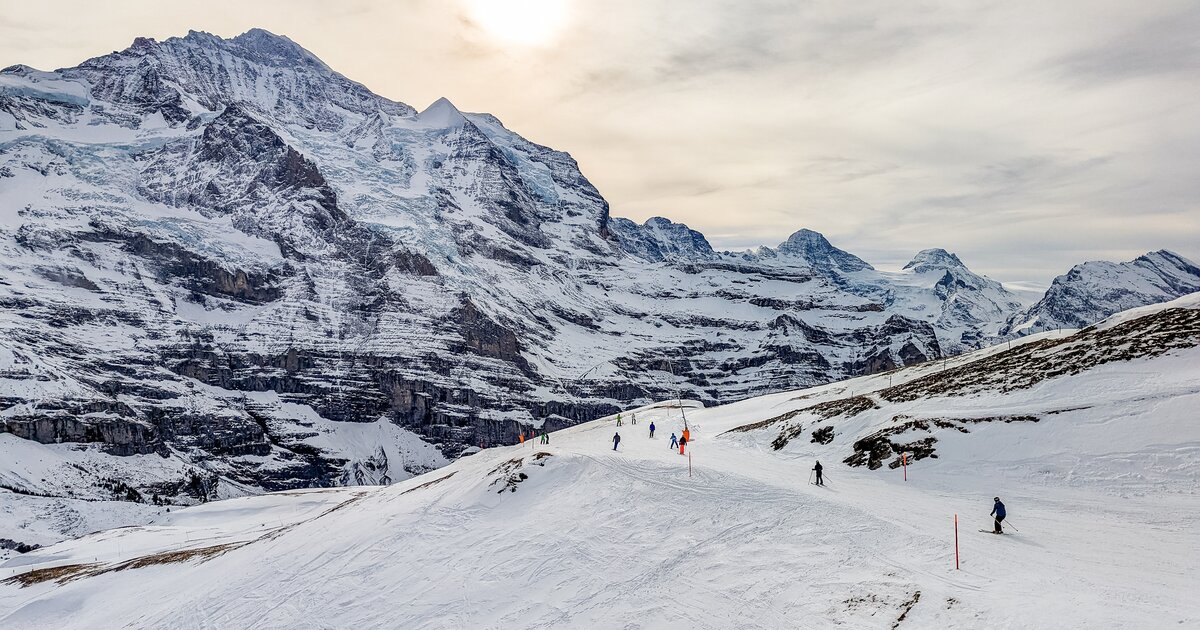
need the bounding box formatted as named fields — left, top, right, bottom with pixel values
left=466, top=0, right=570, bottom=46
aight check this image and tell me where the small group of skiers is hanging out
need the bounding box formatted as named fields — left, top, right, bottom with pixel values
left=556, top=410, right=1008, bottom=532
left=517, top=431, right=550, bottom=445
left=668, top=428, right=689, bottom=454
left=610, top=412, right=688, bottom=454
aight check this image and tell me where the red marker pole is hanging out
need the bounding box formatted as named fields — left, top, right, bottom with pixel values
left=954, top=514, right=960, bottom=570
left=903, top=453, right=907, bottom=481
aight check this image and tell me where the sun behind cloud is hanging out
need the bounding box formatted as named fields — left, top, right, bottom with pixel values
left=464, top=0, right=571, bottom=46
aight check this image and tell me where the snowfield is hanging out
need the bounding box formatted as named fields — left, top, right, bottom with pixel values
left=1, top=295, right=1197, bottom=629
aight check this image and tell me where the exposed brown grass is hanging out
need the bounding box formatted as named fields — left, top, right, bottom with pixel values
left=2, top=563, right=99, bottom=587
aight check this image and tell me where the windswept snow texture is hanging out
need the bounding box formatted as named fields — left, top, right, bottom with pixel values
left=1, top=296, right=1198, bottom=628
left=2, top=28, right=1198, bottom=547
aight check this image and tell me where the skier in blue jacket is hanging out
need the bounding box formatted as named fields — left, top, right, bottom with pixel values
left=669, top=432, right=678, bottom=449
left=649, top=422, right=656, bottom=438
left=991, top=497, right=1006, bottom=534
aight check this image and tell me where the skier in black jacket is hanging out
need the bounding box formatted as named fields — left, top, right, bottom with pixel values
left=813, top=461, right=824, bottom=486
left=612, top=432, right=621, bottom=451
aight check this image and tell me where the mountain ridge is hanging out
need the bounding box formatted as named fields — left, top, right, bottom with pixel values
left=1, top=28, right=1197, bottom=514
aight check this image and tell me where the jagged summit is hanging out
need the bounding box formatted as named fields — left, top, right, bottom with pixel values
left=608, top=216, right=715, bottom=262
left=774, top=228, right=873, bottom=272
left=226, top=28, right=330, bottom=69
left=1003, top=250, right=1200, bottom=334
left=904, top=248, right=966, bottom=273
left=59, top=27, right=414, bottom=129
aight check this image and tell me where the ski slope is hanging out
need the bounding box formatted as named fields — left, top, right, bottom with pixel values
left=1, top=297, right=1198, bottom=629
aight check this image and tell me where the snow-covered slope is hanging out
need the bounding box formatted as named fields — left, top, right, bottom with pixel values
left=2, top=295, right=1197, bottom=628
left=1, top=28, right=1195, bottom=530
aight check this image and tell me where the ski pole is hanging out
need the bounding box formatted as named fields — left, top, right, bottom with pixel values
left=808, top=470, right=814, bottom=484
left=1003, top=520, right=1019, bottom=532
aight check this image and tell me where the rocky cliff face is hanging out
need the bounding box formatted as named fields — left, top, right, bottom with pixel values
left=0, top=29, right=1194, bottom=508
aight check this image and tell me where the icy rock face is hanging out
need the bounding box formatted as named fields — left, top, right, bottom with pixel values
left=1003, top=250, right=1200, bottom=334
left=609, top=216, right=716, bottom=262
left=0, top=28, right=1172, bottom=506
left=896, top=249, right=1025, bottom=347
left=771, top=228, right=874, bottom=273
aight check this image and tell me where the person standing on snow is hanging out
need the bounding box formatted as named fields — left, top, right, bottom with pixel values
left=991, top=497, right=1006, bottom=534
left=616, top=413, right=623, bottom=426
left=649, top=422, right=656, bottom=438
left=679, top=434, right=687, bottom=455
left=813, top=461, right=823, bottom=486
left=613, top=432, right=621, bottom=451
left=631, top=412, right=637, bottom=425
left=669, top=432, right=678, bottom=449
left=540, top=430, right=549, bottom=445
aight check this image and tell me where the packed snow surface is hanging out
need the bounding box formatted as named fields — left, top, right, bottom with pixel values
left=1, top=297, right=1197, bottom=629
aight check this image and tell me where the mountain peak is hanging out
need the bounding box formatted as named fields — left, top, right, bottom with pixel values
left=227, top=28, right=327, bottom=69
left=775, top=229, right=872, bottom=272
left=417, top=97, right=468, bottom=128
left=607, top=216, right=715, bottom=262
left=903, top=248, right=965, bottom=272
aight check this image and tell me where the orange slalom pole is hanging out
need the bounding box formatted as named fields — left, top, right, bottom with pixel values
left=903, top=452, right=907, bottom=481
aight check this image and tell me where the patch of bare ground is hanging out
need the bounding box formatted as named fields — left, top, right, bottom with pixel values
left=4, top=543, right=245, bottom=588
left=880, top=307, right=1200, bottom=402
left=844, top=415, right=1040, bottom=469
left=398, top=471, right=456, bottom=495
left=725, top=396, right=877, bottom=442
left=93, top=542, right=246, bottom=576
left=2, top=563, right=99, bottom=587
left=893, top=591, right=922, bottom=628
left=488, top=453, right=553, bottom=493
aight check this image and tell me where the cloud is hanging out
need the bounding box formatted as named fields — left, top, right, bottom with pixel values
left=1050, top=5, right=1200, bottom=84
left=0, top=0, right=1196, bottom=285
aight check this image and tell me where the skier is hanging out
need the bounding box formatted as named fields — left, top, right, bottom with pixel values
left=991, top=497, right=1006, bottom=534
left=631, top=412, right=637, bottom=425
left=649, top=421, right=656, bottom=438
left=669, top=432, right=678, bottom=449
left=519, top=433, right=525, bottom=444
left=682, top=427, right=691, bottom=444
left=540, top=430, right=549, bottom=445
left=616, top=413, right=623, bottom=427
left=813, top=461, right=823, bottom=486
left=679, top=434, right=687, bottom=455
left=613, top=432, right=621, bottom=451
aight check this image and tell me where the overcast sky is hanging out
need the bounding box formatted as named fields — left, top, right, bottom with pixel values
left=2, top=0, right=1198, bottom=285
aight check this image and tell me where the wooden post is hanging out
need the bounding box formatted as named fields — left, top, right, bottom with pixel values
left=955, top=513, right=964, bottom=566
left=688, top=452, right=692, bottom=478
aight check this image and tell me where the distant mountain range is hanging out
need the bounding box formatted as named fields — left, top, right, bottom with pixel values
left=1, top=28, right=1197, bottom=502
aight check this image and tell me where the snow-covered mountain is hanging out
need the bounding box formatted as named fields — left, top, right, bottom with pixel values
left=0, top=29, right=1195, bottom=510
left=2, top=294, right=1197, bottom=628
left=1002, top=250, right=1200, bottom=334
